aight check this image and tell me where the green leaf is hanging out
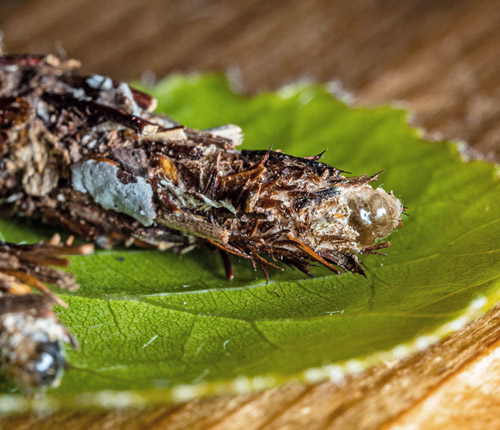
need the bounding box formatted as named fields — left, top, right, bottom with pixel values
left=2, top=75, right=500, bottom=408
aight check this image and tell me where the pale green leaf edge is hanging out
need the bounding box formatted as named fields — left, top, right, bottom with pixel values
left=0, top=75, right=499, bottom=413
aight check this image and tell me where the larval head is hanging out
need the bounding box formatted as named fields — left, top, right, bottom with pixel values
left=346, top=186, right=403, bottom=247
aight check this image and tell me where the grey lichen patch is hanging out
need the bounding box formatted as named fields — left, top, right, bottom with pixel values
left=72, top=160, right=156, bottom=226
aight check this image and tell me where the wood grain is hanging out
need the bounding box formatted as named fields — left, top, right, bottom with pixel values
left=384, top=337, right=500, bottom=430
left=1, top=0, right=500, bottom=428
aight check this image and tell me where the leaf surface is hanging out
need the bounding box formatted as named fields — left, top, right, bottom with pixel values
left=1, top=76, right=500, bottom=404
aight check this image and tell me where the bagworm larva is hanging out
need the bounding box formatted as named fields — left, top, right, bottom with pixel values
left=0, top=54, right=403, bottom=279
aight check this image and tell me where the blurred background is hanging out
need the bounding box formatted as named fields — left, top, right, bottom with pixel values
left=1, top=0, right=499, bottom=159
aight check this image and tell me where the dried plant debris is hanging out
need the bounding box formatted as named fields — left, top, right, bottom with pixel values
left=0, top=53, right=403, bottom=282
left=0, top=233, right=93, bottom=388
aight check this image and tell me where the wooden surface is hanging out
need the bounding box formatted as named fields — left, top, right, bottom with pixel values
left=1, top=0, right=500, bottom=428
